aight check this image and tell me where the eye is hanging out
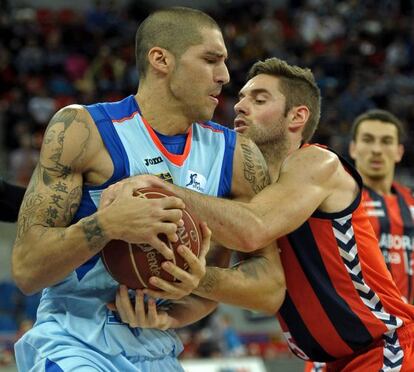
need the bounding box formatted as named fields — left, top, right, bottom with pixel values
left=361, top=137, right=373, bottom=143
left=205, top=58, right=216, bottom=64
left=255, top=99, right=266, bottom=104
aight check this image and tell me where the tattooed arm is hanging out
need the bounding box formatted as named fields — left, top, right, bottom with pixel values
left=12, top=106, right=184, bottom=294
left=12, top=106, right=104, bottom=294
left=193, top=243, right=285, bottom=314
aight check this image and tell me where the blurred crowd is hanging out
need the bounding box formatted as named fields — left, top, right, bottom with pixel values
left=1, top=0, right=414, bottom=186
left=1, top=0, right=414, bottom=365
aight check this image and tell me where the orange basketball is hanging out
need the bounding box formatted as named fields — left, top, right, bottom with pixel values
left=101, top=187, right=202, bottom=289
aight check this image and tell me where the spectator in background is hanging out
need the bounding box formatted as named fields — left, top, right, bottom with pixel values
left=0, top=178, right=25, bottom=222
left=9, top=131, right=39, bottom=186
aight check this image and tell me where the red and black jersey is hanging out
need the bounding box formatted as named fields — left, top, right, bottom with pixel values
left=276, top=146, right=414, bottom=365
left=362, top=183, right=414, bottom=304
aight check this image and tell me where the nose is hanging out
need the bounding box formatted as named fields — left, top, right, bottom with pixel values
left=234, top=97, right=248, bottom=115
left=371, top=140, right=382, bottom=154
left=215, top=62, right=230, bottom=85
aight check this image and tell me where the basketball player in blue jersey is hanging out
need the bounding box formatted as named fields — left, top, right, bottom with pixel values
left=116, top=57, right=414, bottom=370
left=11, top=7, right=282, bottom=372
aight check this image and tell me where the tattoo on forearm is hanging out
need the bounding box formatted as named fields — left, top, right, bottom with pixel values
left=233, top=256, right=267, bottom=279
left=81, top=216, right=106, bottom=251
left=16, top=193, right=45, bottom=241
left=240, top=141, right=271, bottom=194
left=199, top=270, right=219, bottom=294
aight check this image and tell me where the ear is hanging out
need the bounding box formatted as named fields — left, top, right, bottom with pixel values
left=288, top=105, right=309, bottom=134
left=395, top=144, right=404, bottom=163
left=147, top=47, right=174, bottom=75
left=349, top=141, right=356, bottom=160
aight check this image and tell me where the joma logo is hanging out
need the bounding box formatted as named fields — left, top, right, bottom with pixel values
left=144, top=156, right=163, bottom=166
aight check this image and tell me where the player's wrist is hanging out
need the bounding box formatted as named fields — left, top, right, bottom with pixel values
left=94, top=209, right=117, bottom=241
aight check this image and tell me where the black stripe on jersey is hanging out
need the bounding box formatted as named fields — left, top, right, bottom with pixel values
left=366, top=187, right=392, bottom=271
left=286, top=223, right=373, bottom=352
left=279, top=293, right=335, bottom=362
left=395, top=187, right=414, bottom=302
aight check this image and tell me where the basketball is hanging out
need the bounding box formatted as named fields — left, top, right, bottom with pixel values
left=101, top=187, right=202, bottom=289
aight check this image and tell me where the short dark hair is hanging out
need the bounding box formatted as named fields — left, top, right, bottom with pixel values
left=248, top=57, right=321, bottom=143
left=351, top=109, right=405, bottom=142
left=135, top=7, right=220, bottom=78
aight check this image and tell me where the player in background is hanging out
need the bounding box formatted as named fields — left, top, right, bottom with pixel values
left=12, top=7, right=284, bottom=372
left=115, top=57, right=414, bottom=370
left=350, top=109, right=414, bottom=303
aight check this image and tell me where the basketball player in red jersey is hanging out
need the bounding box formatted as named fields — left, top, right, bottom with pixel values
left=305, top=110, right=414, bottom=372
left=350, top=109, right=414, bottom=304
left=114, top=57, right=414, bottom=370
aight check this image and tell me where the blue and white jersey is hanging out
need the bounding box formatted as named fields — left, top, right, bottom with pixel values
left=16, top=95, right=236, bottom=362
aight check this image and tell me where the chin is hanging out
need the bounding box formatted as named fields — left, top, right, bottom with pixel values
left=367, top=172, right=386, bottom=181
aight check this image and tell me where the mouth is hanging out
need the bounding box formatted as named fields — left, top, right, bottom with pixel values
left=234, top=118, right=249, bottom=133
left=209, top=91, right=221, bottom=105
left=369, top=159, right=384, bottom=169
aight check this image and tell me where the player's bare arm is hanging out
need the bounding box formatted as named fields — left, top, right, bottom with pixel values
left=193, top=241, right=285, bottom=314
left=13, top=106, right=184, bottom=295
left=12, top=106, right=102, bottom=294
left=246, top=145, right=359, bottom=248
left=146, top=145, right=358, bottom=251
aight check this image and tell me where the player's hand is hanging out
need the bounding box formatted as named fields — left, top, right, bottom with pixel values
left=107, top=285, right=177, bottom=330
left=100, top=175, right=169, bottom=209
left=99, top=181, right=184, bottom=260
left=144, top=222, right=211, bottom=300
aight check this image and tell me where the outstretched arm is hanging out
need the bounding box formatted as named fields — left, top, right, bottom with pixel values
left=132, top=145, right=352, bottom=251
left=196, top=242, right=285, bottom=314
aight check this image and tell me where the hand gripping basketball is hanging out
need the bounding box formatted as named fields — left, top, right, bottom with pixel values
left=101, top=187, right=204, bottom=290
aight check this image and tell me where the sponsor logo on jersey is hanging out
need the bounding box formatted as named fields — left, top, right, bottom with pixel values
left=144, top=156, right=163, bottom=166
left=185, top=170, right=206, bottom=193
left=363, top=200, right=386, bottom=217
left=379, top=233, right=414, bottom=250
left=156, top=172, right=173, bottom=184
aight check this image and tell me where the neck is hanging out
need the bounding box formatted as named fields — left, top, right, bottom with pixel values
left=135, top=85, right=192, bottom=136
left=362, top=173, right=394, bottom=195
left=259, top=142, right=290, bottom=183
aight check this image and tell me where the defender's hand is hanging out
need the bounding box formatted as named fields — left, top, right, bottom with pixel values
left=144, top=222, right=211, bottom=300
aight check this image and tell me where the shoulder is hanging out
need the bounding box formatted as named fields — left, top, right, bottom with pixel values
left=49, top=104, right=94, bottom=124
left=42, top=104, right=100, bottom=170
left=282, top=144, right=340, bottom=182
left=393, top=181, right=414, bottom=200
